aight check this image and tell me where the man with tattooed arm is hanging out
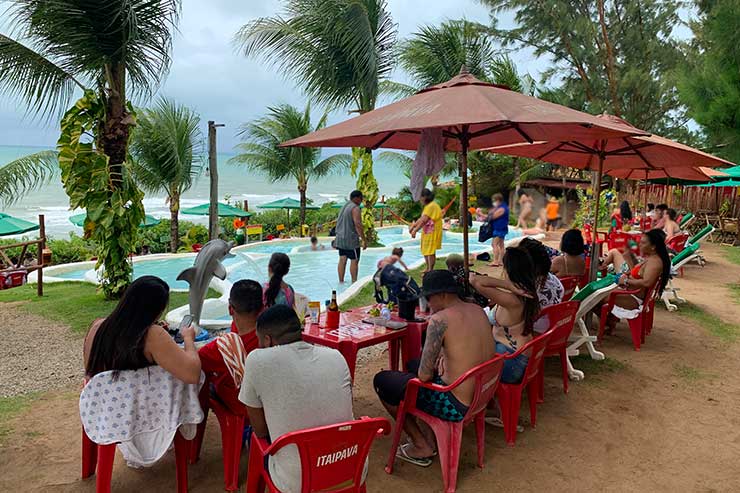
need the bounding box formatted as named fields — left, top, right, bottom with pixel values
left=373, top=270, right=495, bottom=467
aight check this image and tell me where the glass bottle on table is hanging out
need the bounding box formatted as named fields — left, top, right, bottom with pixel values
left=326, top=290, right=340, bottom=329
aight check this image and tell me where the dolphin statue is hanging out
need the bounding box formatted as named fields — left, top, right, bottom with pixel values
left=176, top=239, right=234, bottom=332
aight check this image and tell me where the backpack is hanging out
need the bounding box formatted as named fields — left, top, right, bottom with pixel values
left=373, top=265, right=421, bottom=304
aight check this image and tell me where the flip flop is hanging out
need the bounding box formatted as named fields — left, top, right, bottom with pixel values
left=485, top=416, right=524, bottom=433
left=396, top=443, right=433, bottom=468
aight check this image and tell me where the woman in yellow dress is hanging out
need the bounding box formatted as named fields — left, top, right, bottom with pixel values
left=410, top=188, right=443, bottom=272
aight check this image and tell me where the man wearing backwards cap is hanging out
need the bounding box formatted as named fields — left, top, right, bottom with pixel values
left=373, top=270, right=495, bottom=467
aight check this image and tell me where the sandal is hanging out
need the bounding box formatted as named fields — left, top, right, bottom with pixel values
left=485, top=416, right=524, bottom=433
left=396, top=443, right=433, bottom=468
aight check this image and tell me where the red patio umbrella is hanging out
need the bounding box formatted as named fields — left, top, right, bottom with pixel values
left=283, top=69, right=646, bottom=275
left=489, top=114, right=733, bottom=279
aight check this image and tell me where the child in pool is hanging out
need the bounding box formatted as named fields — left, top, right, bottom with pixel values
left=377, top=247, right=409, bottom=271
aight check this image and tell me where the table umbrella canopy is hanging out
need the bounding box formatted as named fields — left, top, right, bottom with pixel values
left=331, top=201, right=388, bottom=209
left=710, top=164, right=740, bottom=179
left=694, top=179, right=740, bottom=187
left=258, top=198, right=319, bottom=210
left=608, top=166, right=725, bottom=182
left=181, top=202, right=252, bottom=217
left=0, top=213, right=39, bottom=236
left=69, top=212, right=161, bottom=228
left=282, top=68, right=646, bottom=279
left=283, top=71, right=646, bottom=152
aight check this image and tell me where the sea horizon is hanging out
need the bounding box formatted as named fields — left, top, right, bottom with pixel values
left=1, top=144, right=408, bottom=238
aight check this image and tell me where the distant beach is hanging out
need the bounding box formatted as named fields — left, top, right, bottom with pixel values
left=1, top=145, right=408, bottom=238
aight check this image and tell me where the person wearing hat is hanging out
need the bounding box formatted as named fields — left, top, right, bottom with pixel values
left=373, top=270, right=495, bottom=467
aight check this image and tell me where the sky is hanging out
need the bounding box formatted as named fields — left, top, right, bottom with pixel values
left=0, top=0, right=545, bottom=152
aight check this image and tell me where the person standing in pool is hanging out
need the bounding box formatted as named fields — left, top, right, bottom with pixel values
left=410, top=189, right=443, bottom=273
left=335, top=190, right=366, bottom=284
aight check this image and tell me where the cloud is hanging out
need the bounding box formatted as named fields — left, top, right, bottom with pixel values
left=0, top=0, right=544, bottom=152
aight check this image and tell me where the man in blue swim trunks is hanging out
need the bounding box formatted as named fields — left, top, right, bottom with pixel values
left=374, top=270, right=495, bottom=467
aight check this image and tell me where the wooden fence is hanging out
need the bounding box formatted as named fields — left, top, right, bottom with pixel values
left=0, top=214, right=46, bottom=296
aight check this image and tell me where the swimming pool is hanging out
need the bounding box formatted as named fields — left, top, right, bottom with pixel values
left=38, top=225, right=527, bottom=328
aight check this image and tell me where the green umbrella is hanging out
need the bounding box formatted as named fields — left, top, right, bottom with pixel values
left=710, top=165, right=740, bottom=179
left=0, top=213, right=39, bottom=236
left=69, top=212, right=162, bottom=228
left=258, top=197, right=318, bottom=232
left=330, top=201, right=388, bottom=209
left=181, top=202, right=252, bottom=217
left=258, top=197, right=319, bottom=210
left=695, top=179, right=740, bottom=188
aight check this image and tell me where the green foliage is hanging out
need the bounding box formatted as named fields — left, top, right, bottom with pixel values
left=482, top=0, right=690, bottom=139
left=130, top=98, right=205, bottom=252
left=47, top=233, right=98, bottom=264
left=352, top=148, right=380, bottom=244
left=178, top=224, right=209, bottom=253
left=678, top=0, right=740, bottom=163
left=723, top=246, right=740, bottom=267
left=0, top=282, right=214, bottom=335
left=231, top=103, right=351, bottom=234
left=132, top=219, right=207, bottom=254
left=0, top=151, right=59, bottom=206
left=57, top=90, right=145, bottom=298
left=0, top=393, right=38, bottom=442
left=573, top=187, right=614, bottom=228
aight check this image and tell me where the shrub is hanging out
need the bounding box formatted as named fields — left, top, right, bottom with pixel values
left=135, top=219, right=208, bottom=254
left=47, top=233, right=97, bottom=264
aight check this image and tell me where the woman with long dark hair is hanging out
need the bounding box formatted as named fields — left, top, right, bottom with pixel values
left=83, top=276, right=201, bottom=383
left=469, top=247, right=540, bottom=384
left=263, top=252, right=295, bottom=308
left=620, top=200, right=633, bottom=223
left=601, top=229, right=670, bottom=329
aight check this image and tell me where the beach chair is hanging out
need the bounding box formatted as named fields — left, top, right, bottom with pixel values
left=679, top=212, right=695, bottom=230
left=79, top=367, right=204, bottom=493
left=662, top=242, right=703, bottom=311
left=385, top=357, right=504, bottom=493
left=666, top=233, right=689, bottom=254
left=495, top=331, right=552, bottom=446
left=559, top=276, right=580, bottom=301
left=565, top=276, right=617, bottom=380
left=247, top=417, right=390, bottom=493
left=598, top=279, right=660, bottom=351
left=535, top=301, right=580, bottom=401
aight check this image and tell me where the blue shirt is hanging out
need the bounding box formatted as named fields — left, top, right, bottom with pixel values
left=491, top=203, right=509, bottom=233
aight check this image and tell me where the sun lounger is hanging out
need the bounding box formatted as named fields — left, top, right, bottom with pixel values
left=679, top=212, right=695, bottom=230
left=662, top=242, right=703, bottom=311
left=566, top=276, right=618, bottom=381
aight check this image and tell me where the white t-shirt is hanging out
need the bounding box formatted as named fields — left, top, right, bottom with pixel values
left=239, top=341, right=354, bottom=493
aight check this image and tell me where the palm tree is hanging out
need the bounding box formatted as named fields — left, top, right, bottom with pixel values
left=0, top=151, right=58, bottom=206
left=0, top=1, right=180, bottom=297
left=231, top=103, right=351, bottom=235
left=130, top=98, right=204, bottom=253
left=234, top=0, right=397, bottom=243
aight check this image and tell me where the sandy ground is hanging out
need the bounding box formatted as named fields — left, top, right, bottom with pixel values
left=1, top=241, right=740, bottom=492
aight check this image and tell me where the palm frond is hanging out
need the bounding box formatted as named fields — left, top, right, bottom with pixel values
left=0, top=34, right=85, bottom=117
left=0, top=150, right=58, bottom=205
left=234, top=0, right=396, bottom=112
left=129, top=97, right=204, bottom=197
left=378, top=80, right=417, bottom=101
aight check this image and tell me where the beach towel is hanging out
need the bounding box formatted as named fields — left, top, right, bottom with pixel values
left=410, top=128, right=446, bottom=201
left=79, top=366, right=205, bottom=468
left=217, top=332, right=247, bottom=388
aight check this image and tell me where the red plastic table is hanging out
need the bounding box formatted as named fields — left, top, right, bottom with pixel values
left=302, top=308, right=428, bottom=380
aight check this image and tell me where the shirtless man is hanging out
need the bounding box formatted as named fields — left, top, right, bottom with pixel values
left=373, top=270, right=495, bottom=467
left=663, top=208, right=681, bottom=240
left=653, top=203, right=668, bottom=230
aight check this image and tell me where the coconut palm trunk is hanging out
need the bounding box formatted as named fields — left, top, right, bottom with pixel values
left=298, top=185, right=307, bottom=237
left=169, top=190, right=180, bottom=252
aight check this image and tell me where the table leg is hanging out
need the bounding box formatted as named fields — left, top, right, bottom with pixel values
left=339, top=342, right=359, bottom=381
left=401, top=325, right=423, bottom=371
left=388, top=340, right=400, bottom=371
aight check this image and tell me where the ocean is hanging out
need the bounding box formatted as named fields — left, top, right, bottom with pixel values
left=1, top=145, right=408, bottom=238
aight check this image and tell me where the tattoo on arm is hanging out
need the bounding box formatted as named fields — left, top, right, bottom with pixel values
left=418, top=316, right=447, bottom=381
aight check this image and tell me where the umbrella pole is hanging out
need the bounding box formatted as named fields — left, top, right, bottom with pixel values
left=589, top=150, right=605, bottom=282
left=461, top=134, right=471, bottom=287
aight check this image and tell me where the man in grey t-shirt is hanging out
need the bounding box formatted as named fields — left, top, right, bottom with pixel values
left=335, top=190, right=366, bottom=283
left=239, top=305, right=354, bottom=493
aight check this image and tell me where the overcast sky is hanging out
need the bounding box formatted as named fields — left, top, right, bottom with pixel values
left=0, top=0, right=545, bottom=152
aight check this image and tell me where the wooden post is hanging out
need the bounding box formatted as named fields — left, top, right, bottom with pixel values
left=561, top=174, right=568, bottom=226
left=37, top=214, right=45, bottom=297
left=460, top=128, right=471, bottom=287
left=208, top=121, right=225, bottom=241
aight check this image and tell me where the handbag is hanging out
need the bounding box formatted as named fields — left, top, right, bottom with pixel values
left=478, top=220, right=493, bottom=242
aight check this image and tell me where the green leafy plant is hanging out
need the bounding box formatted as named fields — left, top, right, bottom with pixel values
left=573, top=187, right=614, bottom=228
left=178, top=225, right=209, bottom=253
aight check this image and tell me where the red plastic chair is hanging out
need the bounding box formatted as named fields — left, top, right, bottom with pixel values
left=384, top=357, right=504, bottom=493
left=582, top=224, right=607, bottom=251
left=246, top=416, right=390, bottom=493
left=666, top=233, right=689, bottom=254
left=597, top=279, right=660, bottom=350
left=558, top=276, right=580, bottom=301
left=189, top=383, right=247, bottom=491
left=535, top=301, right=580, bottom=402
left=81, top=424, right=191, bottom=493
left=495, top=330, right=553, bottom=446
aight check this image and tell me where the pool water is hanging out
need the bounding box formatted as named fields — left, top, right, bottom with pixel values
left=52, top=226, right=522, bottom=301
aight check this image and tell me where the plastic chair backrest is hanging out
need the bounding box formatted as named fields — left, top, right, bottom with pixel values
left=666, top=233, right=689, bottom=252
left=539, top=301, right=580, bottom=351
left=459, top=356, right=505, bottom=420
left=688, top=224, right=713, bottom=244
left=511, top=331, right=553, bottom=387
left=583, top=224, right=593, bottom=244
left=265, top=417, right=390, bottom=493
left=558, top=276, right=580, bottom=301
